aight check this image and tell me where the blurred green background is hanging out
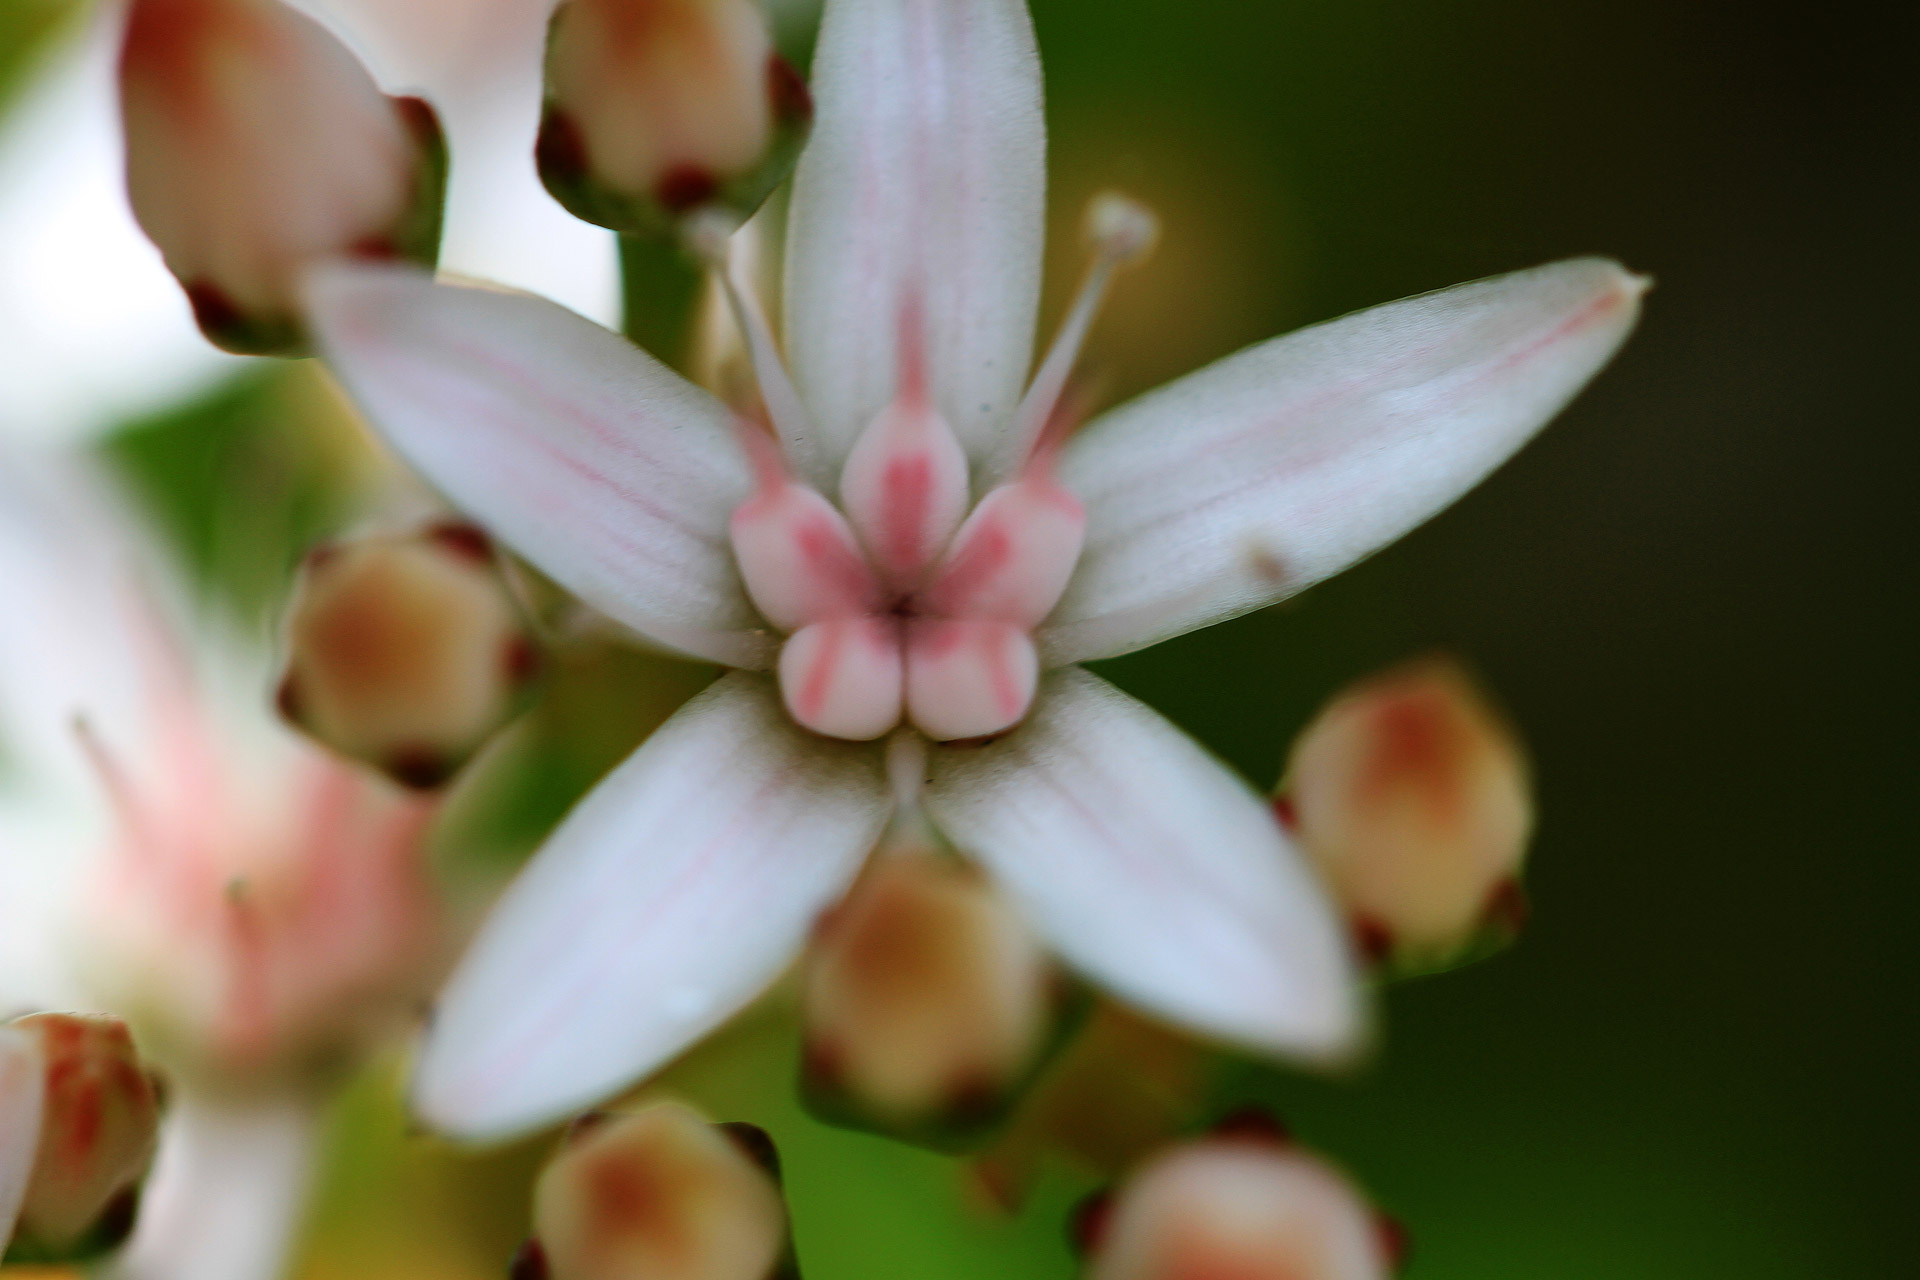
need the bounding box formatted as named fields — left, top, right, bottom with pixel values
left=3, top=0, right=1914, bottom=1277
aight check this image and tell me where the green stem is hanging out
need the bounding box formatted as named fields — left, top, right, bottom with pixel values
left=618, top=234, right=705, bottom=373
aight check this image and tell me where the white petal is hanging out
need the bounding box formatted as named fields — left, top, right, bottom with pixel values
left=412, top=672, right=892, bottom=1141
left=0, top=1026, right=45, bottom=1245
left=307, top=263, right=771, bottom=667
left=782, top=0, right=1046, bottom=469
left=924, top=667, right=1362, bottom=1058
left=1045, top=258, right=1646, bottom=664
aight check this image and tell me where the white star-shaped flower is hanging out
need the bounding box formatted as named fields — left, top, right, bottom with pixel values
left=307, top=0, right=1644, bottom=1142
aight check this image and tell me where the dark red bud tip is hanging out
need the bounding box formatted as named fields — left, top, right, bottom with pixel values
left=347, top=234, right=403, bottom=262
left=509, top=1237, right=550, bottom=1280
left=384, top=745, right=456, bottom=791
left=801, top=1037, right=844, bottom=1090
left=184, top=280, right=245, bottom=336
left=1271, top=792, right=1298, bottom=831
left=1353, top=916, right=1395, bottom=966
left=562, top=1110, right=610, bottom=1146
left=1208, top=1106, right=1292, bottom=1148
left=1376, top=1212, right=1412, bottom=1272
left=94, top=1186, right=142, bottom=1250
left=426, top=520, right=495, bottom=564
left=275, top=675, right=306, bottom=726
left=503, top=635, right=542, bottom=686
left=535, top=109, right=590, bottom=184
left=1483, top=878, right=1530, bottom=936
left=1067, top=1188, right=1115, bottom=1257
left=767, top=54, right=813, bottom=122
left=392, top=95, right=442, bottom=150
left=302, top=541, right=341, bottom=572
left=717, top=1120, right=784, bottom=1182
left=655, top=164, right=720, bottom=214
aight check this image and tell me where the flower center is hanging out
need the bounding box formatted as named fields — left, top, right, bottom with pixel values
left=701, top=193, right=1158, bottom=742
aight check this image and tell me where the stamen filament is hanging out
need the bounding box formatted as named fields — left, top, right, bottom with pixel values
left=684, top=211, right=826, bottom=482
left=991, top=192, right=1159, bottom=484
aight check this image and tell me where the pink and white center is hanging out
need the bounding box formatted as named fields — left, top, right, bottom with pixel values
left=730, top=327, right=1083, bottom=742
left=707, top=193, right=1156, bottom=743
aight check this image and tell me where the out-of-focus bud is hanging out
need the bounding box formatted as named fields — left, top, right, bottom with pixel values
left=277, top=521, right=539, bottom=790
left=119, top=0, right=449, bottom=355
left=1278, top=658, right=1533, bottom=971
left=0, top=1014, right=161, bottom=1263
left=801, top=850, right=1067, bottom=1148
left=537, top=0, right=812, bottom=237
left=524, top=1101, right=796, bottom=1280
left=1082, top=1132, right=1396, bottom=1280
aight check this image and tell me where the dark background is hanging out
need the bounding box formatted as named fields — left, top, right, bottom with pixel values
left=1034, top=1, right=1915, bottom=1274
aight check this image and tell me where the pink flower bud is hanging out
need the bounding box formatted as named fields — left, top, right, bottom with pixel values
left=529, top=1101, right=793, bottom=1280
left=801, top=850, right=1063, bottom=1144
left=1086, top=1138, right=1393, bottom=1280
left=1, top=1014, right=160, bottom=1261
left=119, top=0, right=448, bottom=354
left=1281, top=658, right=1533, bottom=969
left=537, top=0, right=812, bottom=235
left=277, top=521, right=539, bottom=789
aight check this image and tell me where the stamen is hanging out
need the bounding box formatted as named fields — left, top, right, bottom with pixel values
left=683, top=209, right=826, bottom=482
left=72, top=715, right=152, bottom=851
left=990, top=191, right=1159, bottom=484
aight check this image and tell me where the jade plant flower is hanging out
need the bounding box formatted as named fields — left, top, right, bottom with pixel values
left=309, top=0, right=1643, bottom=1140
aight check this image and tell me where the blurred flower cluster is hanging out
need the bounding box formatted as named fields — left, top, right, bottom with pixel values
left=0, top=0, right=1642, bottom=1277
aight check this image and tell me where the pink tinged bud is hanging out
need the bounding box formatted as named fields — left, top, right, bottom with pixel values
left=802, top=854, right=1059, bottom=1141
left=777, top=618, right=903, bottom=742
left=1087, top=1140, right=1391, bottom=1280
left=728, top=460, right=879, bottom=633
left=119, top=0, right=448, bottom=355
left=278, top=522, right=539, bottom=789
left=903, top=619, right=1039, bottom=742
left=837, top=330, right=973, bottom=589
left=1283, top=659, right=1533, bottom=968
left=530, top=1101, right=792, bottom=1280
left=2, top=1015, right=160, bottom=1261
left=539, top=0, right=812, bottom=236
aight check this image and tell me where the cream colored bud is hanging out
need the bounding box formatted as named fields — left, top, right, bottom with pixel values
left=2, top=1015, right=160, bottom=1260
left=120, top=0, right=447, bottom=354
left=802, top=852, right=1059, bottom=1140
left=278, top=522, right=538, bottom=789
left=1088, top=1139, right=1391, bottom=1280
left=1282, top=658, right=1533, bottom=966
left=539, top=0, right=812, bottom=235
left=531, top=1102, right=791, bottom=1280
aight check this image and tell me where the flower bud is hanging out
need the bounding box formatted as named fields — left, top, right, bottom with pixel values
left=1084, top=1136, right=1394, bottom=1280
left=119, top=0, right=449, bottom=355
left=802, top=850, right=1065, bottom=1147
left=1279, top=658, right=1533, bottom=970
left=527, top=1102, right=795, bottom=1280
left=1, top=1014, right=161, bottom=1262
left=537, top=0, right=812, bottom=237
left=278, top=521, right=539, bottom=790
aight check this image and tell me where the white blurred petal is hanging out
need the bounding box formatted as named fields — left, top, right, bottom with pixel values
left=0, top=1025, right=45, bottom=1244
left=1046, top=258, right=1646, bottom=664
left=307, top=264, right=771, bottom=667
left=413, top=672, right=891, bottom=1141
left=925, top=667, right=1362, bottom=1059
left=0, top=13, right=243, bottom=443
left=783, top=0, right=1046, bottom=466
left=110, top=1091, right=321, bottom=1280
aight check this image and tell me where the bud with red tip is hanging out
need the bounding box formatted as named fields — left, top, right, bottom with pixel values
left=537, top=0, right=812, bottom=237
left=0, top=1015, right=162, bottom=1263
left=1082, top=1134, right=1396, bottom=1280
left=1279, top=658, right=1534, bottom=972
left=801, top=848, right=1069, bottom=1148
left=525, top=1101, right=797, bottom=1280
left=120, top=0, right=448, bottom=355
left=277, top=521, right=540, bottom=790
